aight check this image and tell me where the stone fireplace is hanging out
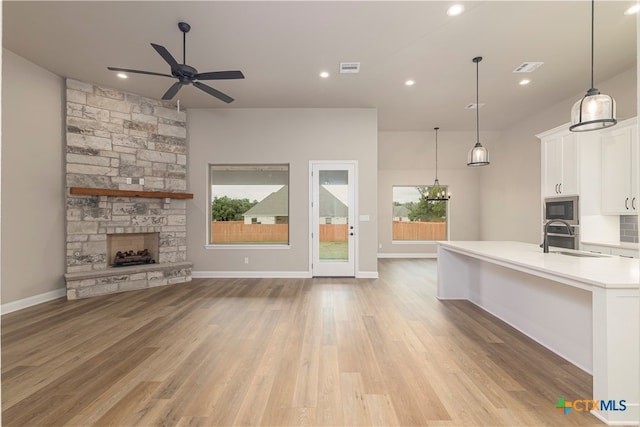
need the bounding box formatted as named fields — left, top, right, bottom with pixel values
left=63, top=79, right=192, bottom=299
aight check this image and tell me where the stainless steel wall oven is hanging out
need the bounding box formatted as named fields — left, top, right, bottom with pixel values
left=544, top=196, right=579, bottom=250
left=544, top=196, right=578, bottom=225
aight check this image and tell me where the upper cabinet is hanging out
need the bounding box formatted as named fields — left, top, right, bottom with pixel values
left=539, top=129, right=578, bottom=198
left=601, top=118, right=638, bottom=214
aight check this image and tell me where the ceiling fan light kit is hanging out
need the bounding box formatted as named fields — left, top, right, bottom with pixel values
left=108, top=22, right=244, bottom=103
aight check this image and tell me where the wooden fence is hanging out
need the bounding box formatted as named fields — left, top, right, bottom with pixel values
left=211, top=221, right=444, bottom=242
left=211, top=222, right=349, bottom=243
left=393, top=221, right=446, bottom=241
left=211, top=222, right=288, bottom=243
left=320, top=224, right=347, bottom=242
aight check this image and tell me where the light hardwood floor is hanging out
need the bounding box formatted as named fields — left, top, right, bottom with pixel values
left=2, top=259, right=606, bottom=426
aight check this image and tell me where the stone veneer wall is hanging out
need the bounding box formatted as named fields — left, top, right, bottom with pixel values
left=64, top=79, right=191, bottom=299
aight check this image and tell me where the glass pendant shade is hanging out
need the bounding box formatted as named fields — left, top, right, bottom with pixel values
left=569, top=0, right=617, bottom=132
left=467, top=56, right=490, bottom=167
left=467, top=142, right=489, bottom=167
left=569, top=88, right=617, bottom=132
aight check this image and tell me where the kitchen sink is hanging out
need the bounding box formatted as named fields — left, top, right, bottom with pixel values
left=550, top=250, right=609, bottom=258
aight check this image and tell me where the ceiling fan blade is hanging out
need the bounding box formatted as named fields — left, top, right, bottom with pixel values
left=107, top=67, right=173, bottom=78
left=194, top=71, right=245, bottom=81
left=193, top=81, right=234, bottom=103
left=162, top=82, right=184, bottom=100
left=151, top=43, right=180, bottom=70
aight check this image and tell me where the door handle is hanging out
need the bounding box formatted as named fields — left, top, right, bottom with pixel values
left=633, top=197, right=637, bottom=210
left=350, top=232, right=354, bottom=236
left=554, top=184, right=559, bottom=194
left=625, top=197, right=629, bottom=209
left=558, top=183, right=562, bottom=194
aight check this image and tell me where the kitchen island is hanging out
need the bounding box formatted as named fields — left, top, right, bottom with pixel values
left=437, top=241, right=639, bottom=425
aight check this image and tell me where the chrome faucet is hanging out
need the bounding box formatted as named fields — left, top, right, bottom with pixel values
left=542, top=220, right=573, bottom=253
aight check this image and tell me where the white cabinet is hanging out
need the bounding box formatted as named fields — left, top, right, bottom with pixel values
left=601, top=120, right=638, bottom=214
left=581, top=243, right=639, bottom=259
left=610, top=247, right=639, bottom=258
left=541, top=130, right=578, bottom=198
left=580, top=243, right=611, bottom=255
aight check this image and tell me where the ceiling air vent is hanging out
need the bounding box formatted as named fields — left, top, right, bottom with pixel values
left=465, top=103, right=485, bottom=109
left=513, top=62, right=544, bottom=73
left=340, top=62, right=360, bottom=74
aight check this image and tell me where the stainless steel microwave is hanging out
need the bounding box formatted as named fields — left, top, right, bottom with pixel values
left=544, top=196, right=578, bottom=225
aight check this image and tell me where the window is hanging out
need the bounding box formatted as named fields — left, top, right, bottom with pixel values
left=210, top=164, right=289, bottom=245
left=392, top=186, right=448, bottom=241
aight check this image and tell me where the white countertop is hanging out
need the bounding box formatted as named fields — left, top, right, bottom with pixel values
left=438, top=241, right=640, bottom=290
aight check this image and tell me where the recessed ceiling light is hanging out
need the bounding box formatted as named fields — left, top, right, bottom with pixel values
left=519, top=79, right=531, bottom=86
left=624, top=4, right=640, bottom=15
left=405, top=80, right=415, bottom=86
left=319, top=71, right=330, bottom=79
left=117, top=73, right=128, bottom=79
left=446, top=4, right=465, bottom=16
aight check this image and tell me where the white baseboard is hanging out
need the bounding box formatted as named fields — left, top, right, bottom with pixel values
left=192, top=271, right=312, bottom=279
left=377, top=253, right=437, bottom=259
left=357, top=271, right=379, bottom=279
left=1, top=288, right=66, bottom=315
left=591, top=409, right=639, bottom=426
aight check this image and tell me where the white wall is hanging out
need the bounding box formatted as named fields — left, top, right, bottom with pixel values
left=480, top=66, right=637, bottom=243
left=186, top=108, right=378, bottom=275
left=1, top=49, right=65, bottom=304
left=377, top=130, right=494, bottom=255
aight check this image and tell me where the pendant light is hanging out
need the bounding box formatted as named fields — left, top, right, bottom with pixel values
left=569, top=0, right=617, bottom=132
left=467, top=56, right=490, bottom=167
left=426, top=127, right=451, bottom=201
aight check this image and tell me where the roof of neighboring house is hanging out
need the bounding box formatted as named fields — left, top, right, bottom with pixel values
left=243, top=186, right=289, bottom=217
left=319, top=186, right=348, bottom=218
left=243, top=185, right=348, bottom=218
left=393, top=205, right=409, bottom=218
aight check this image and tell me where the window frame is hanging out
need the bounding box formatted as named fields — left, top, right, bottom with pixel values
left=391, top=184, right=450, bottom=243
left=206, top=163, right=291, bottom=249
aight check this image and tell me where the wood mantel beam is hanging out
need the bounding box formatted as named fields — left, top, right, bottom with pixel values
left=69, top=187, right=194, bottom=199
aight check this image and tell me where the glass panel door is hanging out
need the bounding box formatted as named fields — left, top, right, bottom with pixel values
left=311, top=162, right=356, bottom=277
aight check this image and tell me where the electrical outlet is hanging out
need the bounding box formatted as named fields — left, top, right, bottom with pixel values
left=139, top=178, right=144, bottom=185
left=378, top=243, right=382, bottom=249
left=126, top=177, right=132, bottom=184
left=244, top=257, right=249, bottom=264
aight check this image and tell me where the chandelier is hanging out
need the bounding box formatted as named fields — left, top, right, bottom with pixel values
left=426, top=127, right=451, bottom=201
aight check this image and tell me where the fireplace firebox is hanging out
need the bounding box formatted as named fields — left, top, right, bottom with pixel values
left=107, top=233, right=159, bottom=268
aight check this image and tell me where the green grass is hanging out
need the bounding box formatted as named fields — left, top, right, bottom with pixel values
left=319, top=241, right=348, bottom=260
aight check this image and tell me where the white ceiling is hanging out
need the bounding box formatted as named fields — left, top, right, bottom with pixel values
left=3, top=1, right=637, bottom=131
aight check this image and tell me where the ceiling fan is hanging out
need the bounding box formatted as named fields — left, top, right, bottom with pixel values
left=108, top=22, right=244, bottom=103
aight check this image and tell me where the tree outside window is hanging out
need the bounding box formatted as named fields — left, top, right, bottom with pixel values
left=210, top=164, right=289, bottom=244
left=392, top=186, right=448, bottom=241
